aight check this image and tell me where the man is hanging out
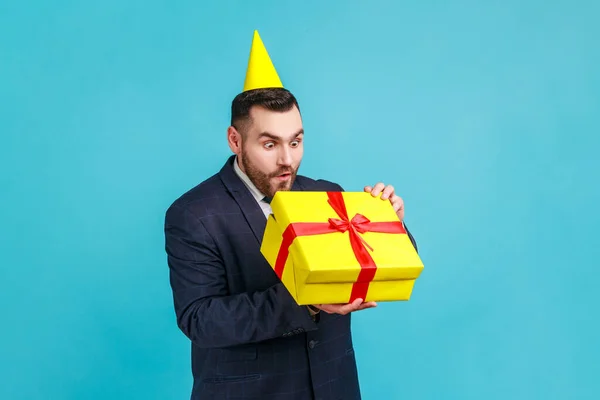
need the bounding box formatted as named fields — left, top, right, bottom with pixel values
left=164, top=31, right=417, bottom=399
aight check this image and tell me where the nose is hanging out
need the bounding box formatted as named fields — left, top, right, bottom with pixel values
left=277, top=147, right=293, bottom=166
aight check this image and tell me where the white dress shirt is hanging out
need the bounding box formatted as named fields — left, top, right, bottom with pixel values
left=233, top=156, right=272, bottom=219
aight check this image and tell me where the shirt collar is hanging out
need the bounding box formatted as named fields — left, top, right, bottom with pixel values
left=233, top=156, right=267, bottom=203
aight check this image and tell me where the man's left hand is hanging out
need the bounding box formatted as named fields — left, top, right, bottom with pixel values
left=364, top=182, right=404, bottom=222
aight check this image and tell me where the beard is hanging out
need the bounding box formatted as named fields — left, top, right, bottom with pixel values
left=241, top=148, right=299, bottom=198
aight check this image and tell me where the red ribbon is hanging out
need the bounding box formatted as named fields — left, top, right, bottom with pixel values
left=273, top=192, right=406, bottom=303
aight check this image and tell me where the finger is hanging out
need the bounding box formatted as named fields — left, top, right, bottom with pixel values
left=351, top=298, right=364, bottom=307
left=371, top=182, right=385, bottom=197
left=364, top=186, right=372, bottom=193
left=335, top=298, right=364, bottom=315
left=316, top=299, right=364, bottom=315
left=381, top=185, right=395, bottom=200
left=341, top=298, right=364, bottom=313
left=394, top=198, right=405, bottom=220
left=391, top=195, right=404, bottom=210
left=358, top=302, right=377, bottom=310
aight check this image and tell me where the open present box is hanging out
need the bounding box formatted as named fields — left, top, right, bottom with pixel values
left=260, top=191, right=424, bottom=305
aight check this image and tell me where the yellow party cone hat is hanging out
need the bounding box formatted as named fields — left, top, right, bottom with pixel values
left=243, top=30, right=283, bottom=92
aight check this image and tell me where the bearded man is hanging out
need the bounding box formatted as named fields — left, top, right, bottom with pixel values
left=164, top=31, right=417, bottom=400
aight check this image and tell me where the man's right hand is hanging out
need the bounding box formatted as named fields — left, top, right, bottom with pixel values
left=312, top=298, right=377, bottom=315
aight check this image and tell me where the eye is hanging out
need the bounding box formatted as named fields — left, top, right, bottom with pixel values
left=264, top=142, right=275, bottom=149
left=290, top=139, right=301, bottom=147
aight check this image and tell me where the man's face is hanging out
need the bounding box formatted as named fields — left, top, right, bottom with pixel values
left=237, top=105, right=304, bottom=198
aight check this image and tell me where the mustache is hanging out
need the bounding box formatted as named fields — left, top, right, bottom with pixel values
left=269, top=168, right=295, bottom=178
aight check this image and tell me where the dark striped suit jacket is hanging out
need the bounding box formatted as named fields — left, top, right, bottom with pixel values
left=164, top=155, right=417, bottom=399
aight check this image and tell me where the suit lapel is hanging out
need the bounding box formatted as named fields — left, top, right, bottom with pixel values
left=219, top=156, right=267, bottom=244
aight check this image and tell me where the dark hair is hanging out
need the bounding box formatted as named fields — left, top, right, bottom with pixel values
left=230, top=87, right=300, bottom=131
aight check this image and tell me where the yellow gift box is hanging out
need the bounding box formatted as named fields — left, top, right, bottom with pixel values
left=260, top=191, right=424, bottom=305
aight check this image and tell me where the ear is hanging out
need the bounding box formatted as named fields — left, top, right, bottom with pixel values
left=227, top=126, right=242, bottom=155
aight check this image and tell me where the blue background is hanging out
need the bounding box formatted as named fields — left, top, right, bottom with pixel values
left=1, top=1, right=599, bottom=399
